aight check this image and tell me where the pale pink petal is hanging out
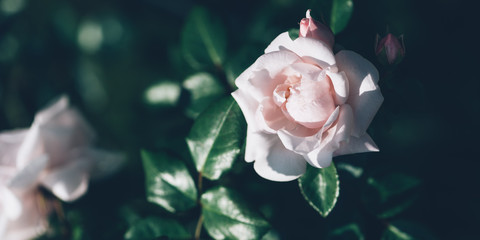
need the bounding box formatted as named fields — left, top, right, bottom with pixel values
left=265, top=32, right=336, bottom=68
left=39, top=107, right=96, bottom=168
left=33, top=95, right=69, bottom=125
left=284, top=73, right=335, bottom=129
left=0, top=214, right=6, bottom=239
left=244, top=127, right=262, bottom=163
left=303, top=105, right=354, bottom=168
left=0, top=129, right=27, bottom=168
left=232, top=89, right=261, bottom=132
left=327, top=70, right=349, bottom=105
left=0, top=187, right=21, bottom=219
left=41, top=160, right=90, bottom=202
left=2, top=191, right=49, bottom=240
left=15, top=126, right=44, bottom=169
left=289, top=62, right=322, bottom=80
left=256, top=97, right=290, bottom=133
left=277, top=106, right=340, bottom=154
left=264, top=32, right=294, bottom=54
left=8, top=154, right=48, bottom=190
left=335, top=50, right=383, bottom=137
left=236, top=51, right=301, bottom=102
left=247, top=132, right=306, bottom=181
left=333, top=134, right=379, bottom=156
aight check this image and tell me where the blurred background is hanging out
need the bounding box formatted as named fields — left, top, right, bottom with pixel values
left=1, top=0, right=478, bottom=239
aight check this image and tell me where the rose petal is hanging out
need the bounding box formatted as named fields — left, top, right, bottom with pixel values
left=284, top=72, right=335, bottom=129
left=257, top=97, right=290, bottom=133
left=8, top=154, right=48, bottom=190
left=1, top=191, right=49, bottom=240
left=236, top=51, right=301, bottom=102
left=327, top=70, right=349, bottom=105
left=277, top=106, right=340, bottom=153
left=265, top=32, right=336, bottom=68
left=15, top=126, right=44, bottom=169
left=335, top=50, right=384, bottom=137
left=40, top=160, right=90, bottom=202
left=333, top=134, right=379, bottom=156
left=0, top=187, right=22, bottom=219
left=39, top=109, right=95, bottom=168
left=244, top=131, right=306, bottom=181
left=303, top=105, right=354, bottom=168
left=232, top=89, right=261, bottom=132
left=33, top=95, right=69, bottom=125
left=0, top=129, right=27, bottom=168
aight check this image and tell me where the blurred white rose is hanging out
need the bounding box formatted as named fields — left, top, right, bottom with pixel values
left=0, top=95, right=124, bottom=240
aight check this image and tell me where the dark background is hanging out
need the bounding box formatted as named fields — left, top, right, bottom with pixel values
left=1, top=0, right=478, bottom=239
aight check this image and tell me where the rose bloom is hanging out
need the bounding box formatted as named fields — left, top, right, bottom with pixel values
left=232, top=10, right=383, bottom=181
left=0, top=95, right=124, bottom=240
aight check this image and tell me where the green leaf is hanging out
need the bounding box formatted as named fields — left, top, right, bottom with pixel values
left=310, top=0, right=353, bottom=34
left=201, top=186, right=270, bottom=239
left=141, top=150, right=197, bottom=213
left=124, top=216, right=191, bottom=240
left=327, top=223, right=365, bottom=240
left=288, top=28, right=300, bottom=40
left=298, top=164, right=340, bottom=217
left=362, top=173, right=421, bottom=219
left=181, top=6, right=226, bottom=69
left=186, top=96, right=246, bottom=180
left=381, top=220, right=438, bottom=240
left=330, top=0, right=354, bottom=34
left=183, top=72, right=225, bottom=118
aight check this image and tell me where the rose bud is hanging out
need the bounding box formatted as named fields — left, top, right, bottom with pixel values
left=299, top=9, right=335, bottom=49
left=375, top=33, right=405, bottom=65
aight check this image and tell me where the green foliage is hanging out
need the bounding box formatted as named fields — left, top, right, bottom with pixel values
left=362, top=173, right=421, bottom=218
left=186, top=96, right=246, bottom=180
left=381, top=220, right=438, bottom=240
left=181, top=6, right=227, bottom=69
left=288, top=28, right=300, bottom=40
left=330, top=0, right=353, bottom=34
left=124, top=217, right=191, bottom=240
left=141, top=150, right=197, bottom=213
left=182, top=72, right=225, bottom=118
left=327, top=223, right=364, bottom=240
left=1, top=0, right=469, bottom=239
left=298, top=164, right=339, bottom=217
left=311, top=0, right=354, bottom=34
left=201, top=186, right=271, bottom=239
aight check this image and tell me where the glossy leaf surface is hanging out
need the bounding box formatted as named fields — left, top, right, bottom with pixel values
left=186, top=96, right=246, bottom=180
left=141, top=150, right=197, bottom=213
left=298, top=164, right=339, bottom=217
left=201, top=186, right=270, bottom=239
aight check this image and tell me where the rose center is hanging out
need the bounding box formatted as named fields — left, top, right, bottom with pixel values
left=273, top=70, right=335, bottom=129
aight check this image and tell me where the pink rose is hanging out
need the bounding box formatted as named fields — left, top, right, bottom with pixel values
left=232, top=11, right=383, bottom=181
left=0, top=95, right=124, bottom=239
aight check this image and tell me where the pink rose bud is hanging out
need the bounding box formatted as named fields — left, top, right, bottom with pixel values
left=375, top=33, right=405, bottom=65
left=299, top=9, right=335, bottom=49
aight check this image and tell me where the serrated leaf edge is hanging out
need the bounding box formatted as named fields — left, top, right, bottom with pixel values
left=298, top=166, right=340, bottom=217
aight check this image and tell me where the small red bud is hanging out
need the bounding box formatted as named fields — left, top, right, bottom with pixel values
left=299, top=10, right=335, bottom=48
left=375, top=33, right=405, bottom=66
